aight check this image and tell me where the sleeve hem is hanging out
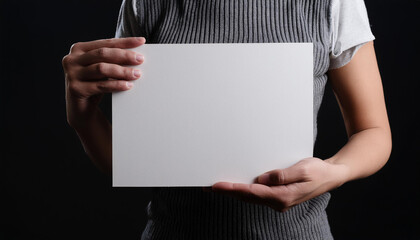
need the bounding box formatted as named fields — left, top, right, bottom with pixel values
left=329, top=38, right=374, bottom=70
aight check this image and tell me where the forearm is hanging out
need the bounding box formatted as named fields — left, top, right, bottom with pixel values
left=325, top=126, right=392, bottom=183
left=73, top=108, right=113, bottom=175
left=325, top=41, right=392, bottom=184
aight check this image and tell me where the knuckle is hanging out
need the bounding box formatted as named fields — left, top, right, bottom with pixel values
left=125, top=67, right=134, bottom=78
left=96, top=48, right=108, bottom=58
left=97, top=80, right=125, bottom=92
left=96, top=81, right=107, bottom=91
left=62, top=55, right=75, bottom=68
left=96, top=63, right=107, bottom=74
left=126, top=50, right=136, bottom=61
left=70, top=42, right=82, bottom=53
left=113, top=81, right=127, bottom=91
left=268, top=170, right=284, bottom=185
left=298, top=164, right=311, bottom=178
left=120, top=80, right=127, bottom=87
left=62, top=55, right=70, bottom=67
left=269, top=173, right=281, bottom=184
left=103, top=38, right=114, bottom=45
left=117, top=81, right=127, bottom=89
left=67, top=81, right=81, bottom=95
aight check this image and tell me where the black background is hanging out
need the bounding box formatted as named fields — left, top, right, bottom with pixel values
left=1, top=1, right=419, bottom=239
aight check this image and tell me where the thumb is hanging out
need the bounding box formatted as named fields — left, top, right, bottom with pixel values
left=257, top=163, right=306, bottom=186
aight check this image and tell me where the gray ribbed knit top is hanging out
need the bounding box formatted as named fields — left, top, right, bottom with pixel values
left=116, top=0, right=337, bottom=239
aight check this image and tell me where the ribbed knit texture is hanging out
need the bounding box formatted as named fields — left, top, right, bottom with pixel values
left=142, top=188, right=332, bottom=240
left=117, top=0, right=334, bottom=239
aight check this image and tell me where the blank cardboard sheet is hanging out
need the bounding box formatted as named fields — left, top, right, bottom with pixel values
left=112, top=43, right=313, bottom=187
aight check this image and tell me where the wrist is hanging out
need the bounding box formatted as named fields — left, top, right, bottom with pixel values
left=67, top=107, right=103, bottom=131
left=325, top=157, right=352, bottom=188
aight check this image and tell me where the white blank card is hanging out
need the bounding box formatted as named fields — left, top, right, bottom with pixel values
left=112, top=43, right=313, bottom=187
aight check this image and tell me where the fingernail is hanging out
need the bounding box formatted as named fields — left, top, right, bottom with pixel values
left=258, top=173, right=269, bottom=184
left=126, top=81, right=134, bottom=89
left=136, top=54, right=144, bottom=62
left=133, top=69, right=141, bottom=78
left=137, top=37, right=145, bottom=42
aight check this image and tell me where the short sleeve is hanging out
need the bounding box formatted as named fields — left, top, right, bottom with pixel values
left=329, top=0, right=375, bottom=70
left=115, top=0, right=145, bottom=38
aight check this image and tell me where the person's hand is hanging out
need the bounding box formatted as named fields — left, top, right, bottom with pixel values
left=62, top=37, right=146, bottom=129
left=210, top=157, right=350, bottom=212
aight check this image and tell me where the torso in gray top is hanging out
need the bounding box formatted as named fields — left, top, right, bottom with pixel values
left=117, top=0, right=334, bottom=239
